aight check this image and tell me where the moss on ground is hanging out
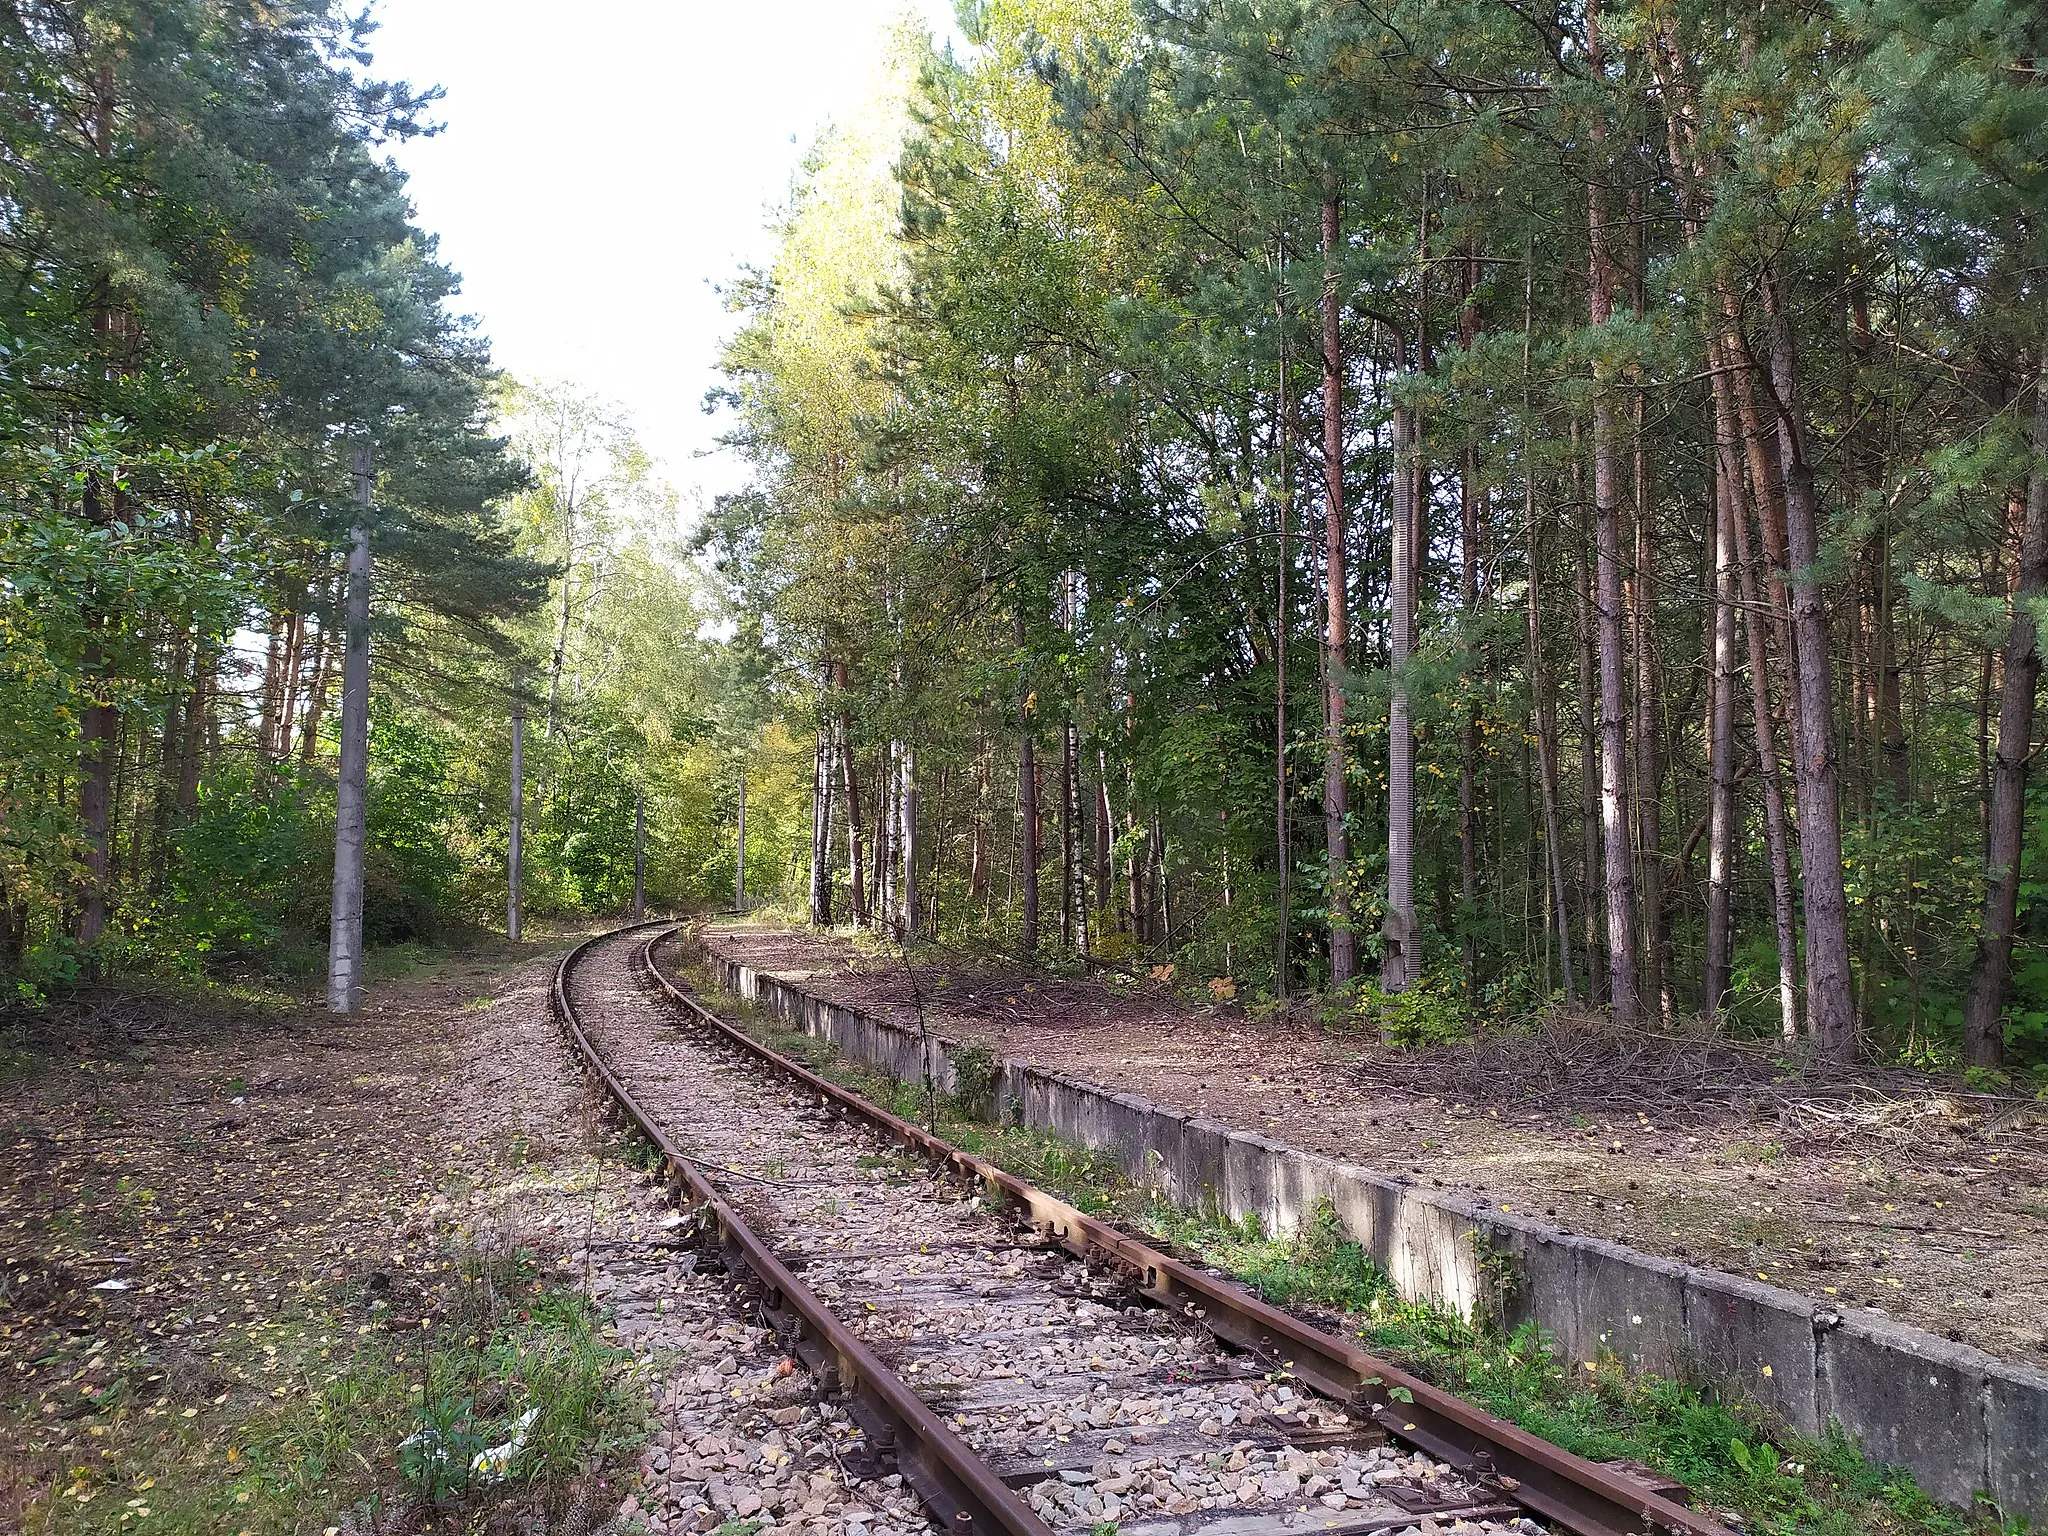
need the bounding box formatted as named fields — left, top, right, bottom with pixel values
left=678, top=957, right=2028, bottom=1536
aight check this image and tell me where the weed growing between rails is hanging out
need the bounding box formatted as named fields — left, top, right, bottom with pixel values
left=672, top=959, right=2028, bottom=1536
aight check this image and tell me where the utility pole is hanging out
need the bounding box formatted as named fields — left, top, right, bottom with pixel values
left=735, top=771, right=747, bottom=911
left=508, top=674, right=524, bottom=942
left=327, top=440, right=373, bottom=1014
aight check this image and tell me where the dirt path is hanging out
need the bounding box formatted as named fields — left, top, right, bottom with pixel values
left=698, top=923, right=2048, bottom=1371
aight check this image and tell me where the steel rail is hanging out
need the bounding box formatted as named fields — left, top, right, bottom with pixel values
left=551, top=922, right=1046, bottom=1536
left=646, top=924, right=1739, bottom=1536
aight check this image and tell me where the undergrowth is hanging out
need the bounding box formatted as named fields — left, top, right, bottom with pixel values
left=679, top=954, right=2027, bottom=1536
left=15, top=1245, right=647, bottom=1535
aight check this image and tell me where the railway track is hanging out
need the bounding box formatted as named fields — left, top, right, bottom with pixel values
left=555, top=922, right=1732, bottom=1536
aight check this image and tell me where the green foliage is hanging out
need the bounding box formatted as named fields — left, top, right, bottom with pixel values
left=1148, top=1198, right=1398, bottom=1315
left=692, top=0, right=2048, bottom=1076
left=1357, top=968, right=1477, bottom=1049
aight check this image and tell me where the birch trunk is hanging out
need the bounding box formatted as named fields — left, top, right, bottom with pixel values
left=327, top=442, right=374, bottom=1014
left=1586, top=2, right=1642, bottom=1023
left=834, top=661, right=866, bottom=925
left=969, top=740, right=991, bottom=907
left=899, top=742, right=919, bottom=937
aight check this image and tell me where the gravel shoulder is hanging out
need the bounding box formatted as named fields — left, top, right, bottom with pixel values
left=697, top=922, right=2048, bottom=1371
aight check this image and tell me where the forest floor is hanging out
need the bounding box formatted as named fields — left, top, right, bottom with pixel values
left=695, top=921, right=2048, bottom=1371
left=0, top=930, right=696, bottom=1535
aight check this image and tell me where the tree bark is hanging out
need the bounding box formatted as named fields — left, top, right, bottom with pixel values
left=969, top=739, right=990, bottom=908
left=899, top=741, right=918, bottom=937
left=632, top=781, right=646, bottom=921
left=1766, top=282, right=1857, bottom=1058
left=327, top=442, right=374, bottom=1014
left=150, top=629, right=192, bottom=889
left=1714, top=341, right=1802, bottom=1039
left=1963, top=354, right=2048, bottom=1066
left=508, top=681, right=525, bottom=943
left=1321, top=189, right=1358, bottom=986
left=1061, top=714, right=1078, bottom=950
left=177, top=641, right=212, bottom=820
left=1017, top=609, right=1039, bottom=959
left=1093, top=764, right=1112, bottom=918
left=809, top=704, right=834, bottom=927
left=1459, top=445, right=1480, bottom=984
left=735, top=770, right=748, bottom=912
left=298, top=610, right=332, bottom=763
left=1382, top=318, right=1419, bottom=994
left=1705, top=437, right=1739, bottom=1016
left=1586, top=1, right=1642, bottom=1023
left=75, top=498, right=118, bottom=950
left=880, top=741, right=897, bottom=925
left=834, top=660, right=866, bottom=926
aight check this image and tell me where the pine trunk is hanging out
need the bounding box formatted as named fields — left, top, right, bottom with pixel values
left=508, top=684, right=525, bottom=943
left=1705, top=440, right=1739, bottom=1016
left=1321, top=190, right=1357, bottom=985
left=1383, top=324, right=1418, bottom=995
left=1016, top=611, right=1039, bottom=958
left=1714, top=343, right=1802, bottom=1039
left=1962, top=354, right=2048, bottom=1066
left=1767, top=289, right=1857, bottom=1058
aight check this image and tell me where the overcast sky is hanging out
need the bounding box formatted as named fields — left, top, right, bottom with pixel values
left=365, top=1, right=959, bottom=509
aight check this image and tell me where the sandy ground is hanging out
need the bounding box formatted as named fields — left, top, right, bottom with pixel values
left=696, top=922, right=2048, bottom=1371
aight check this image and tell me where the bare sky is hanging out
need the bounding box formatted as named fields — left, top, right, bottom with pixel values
left=365, top=1, right=958, bottom=507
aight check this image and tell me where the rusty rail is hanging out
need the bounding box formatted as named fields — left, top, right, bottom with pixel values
left=552, top=923, right=1045, bottom=1536
left=644, top=924, right=1740, bottom=1536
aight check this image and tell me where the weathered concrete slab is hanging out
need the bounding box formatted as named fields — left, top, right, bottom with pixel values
left=1320, top=1164, right=1401, bottom=1272
left=1222, top=1131, right=1283, bottom=1234
left=1175, top=1116, right=1229, bottom=1216
left=1683, top=1269, right=1820, bottom=1436
left=1986, top=1358, right=2048, bottom=1522
left=1820, top=1311, right=1990, bottom=1509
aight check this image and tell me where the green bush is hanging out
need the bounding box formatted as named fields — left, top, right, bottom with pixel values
left=1362, top=968, right=1474, bottom=1048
